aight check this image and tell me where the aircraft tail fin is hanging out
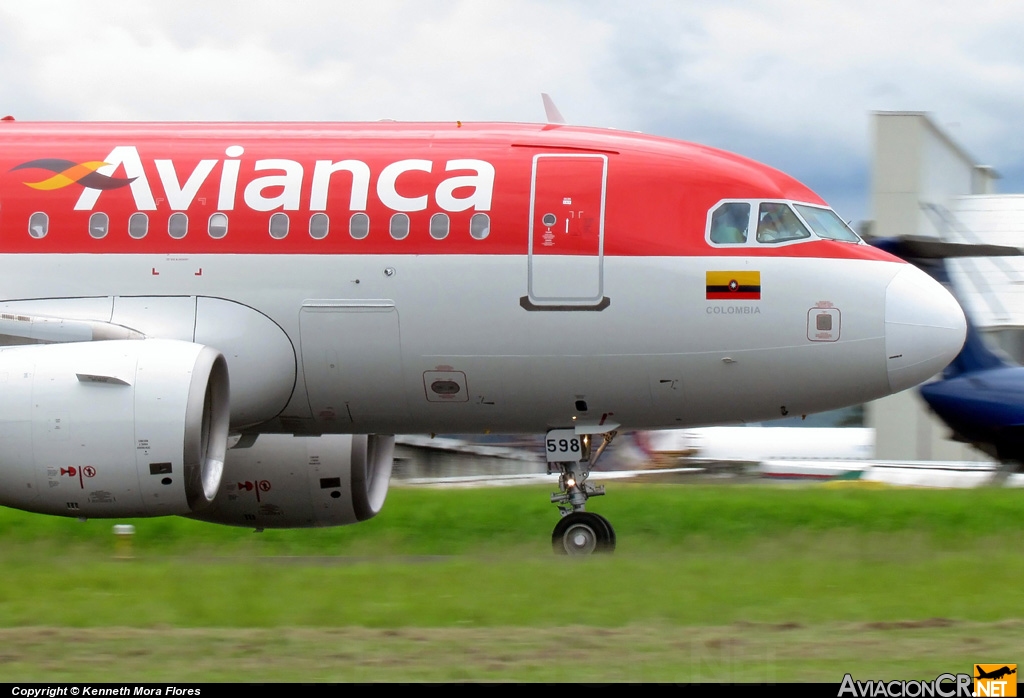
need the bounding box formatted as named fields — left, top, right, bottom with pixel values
left=944, top=316, right=1012, bottom=377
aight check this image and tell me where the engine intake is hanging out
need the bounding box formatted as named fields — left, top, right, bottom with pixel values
left=0, top=339, right=230, bottom=518
left=190, top=434, right=395, bottom=529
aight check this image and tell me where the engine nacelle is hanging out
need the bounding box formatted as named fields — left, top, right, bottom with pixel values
left=190, top=434, right=394, bottom=529
left=0, top=339, right=230, bottom=518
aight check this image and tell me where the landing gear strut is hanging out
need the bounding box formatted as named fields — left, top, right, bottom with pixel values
left=547, top=428, right=618, bottom=555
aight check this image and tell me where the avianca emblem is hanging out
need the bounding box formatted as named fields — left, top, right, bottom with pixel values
left=12, top=158, right=136, bottom=191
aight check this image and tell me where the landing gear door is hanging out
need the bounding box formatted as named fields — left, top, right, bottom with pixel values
left=527, top=154, right=607, bottom=308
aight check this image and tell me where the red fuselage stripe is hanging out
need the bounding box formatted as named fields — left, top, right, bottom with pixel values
left=0, top=121, right=898, bottom=263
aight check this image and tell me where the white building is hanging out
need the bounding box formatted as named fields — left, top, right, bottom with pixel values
left=866, top=111, right=1024, bottom=461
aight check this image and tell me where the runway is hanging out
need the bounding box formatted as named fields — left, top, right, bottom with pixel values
left=757, top=459, right=1024, bottom=487
left=396, top=460, right=1024, bottom=488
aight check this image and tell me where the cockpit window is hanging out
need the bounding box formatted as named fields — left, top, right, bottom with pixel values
left=756, top=203, right=811, bottom=244
left=709, top=202, right=750, bottom=244
left=794, top=204, right=861, bottom=243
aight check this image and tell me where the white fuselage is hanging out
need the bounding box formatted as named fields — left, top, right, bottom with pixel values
left=0, top=252, right=935, bottom=434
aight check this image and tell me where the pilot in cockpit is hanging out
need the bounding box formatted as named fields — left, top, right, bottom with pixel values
left=709, top=203, right=750, bottom=244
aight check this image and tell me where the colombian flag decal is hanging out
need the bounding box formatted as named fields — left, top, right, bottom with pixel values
left=706, top=271, right=761, bottom=300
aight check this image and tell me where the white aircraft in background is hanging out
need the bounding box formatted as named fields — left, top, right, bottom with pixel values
left=633, top=427, right=874, bottom=465
left=0, top=105, right=966, bottom=554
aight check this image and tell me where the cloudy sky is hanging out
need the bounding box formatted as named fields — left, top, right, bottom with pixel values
left=2, top=0, right=1022, bottom=222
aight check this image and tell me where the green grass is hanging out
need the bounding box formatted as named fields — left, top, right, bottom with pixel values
left=0, top=484, right=1022, bottom=680
left=0, top=538, right=1022, bottom=628
left=2, top=484, right=1022, bottom=555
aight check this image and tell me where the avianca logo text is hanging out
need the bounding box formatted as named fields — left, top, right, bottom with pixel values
left=16, top=146, right=495, bottom=214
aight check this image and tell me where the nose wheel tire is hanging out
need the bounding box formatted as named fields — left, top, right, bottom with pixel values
left=591, top=512, right=616, bottom=549
left=552, top=511, right=616, bottom=555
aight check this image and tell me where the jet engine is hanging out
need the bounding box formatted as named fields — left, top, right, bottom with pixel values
left=189, top=434, right=395, bottom=529
left=0, top=339, right=230, bottom=518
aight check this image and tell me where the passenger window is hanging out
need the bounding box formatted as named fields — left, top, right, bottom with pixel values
left=794, top=204, right=861, bottom=243
left=349, top=212, right=369, bottom=240
left=470, top=213, right=490, bottom=240
left=710, top=203, right=750, bottom=244
left=208, top=212, right=228, bottom=239
left=309, top=213, right=329, bottom=240
left=89, top=212, right=109, bottom=239
left=28, top=212, right=48, bottom=239
left=269, top=212, right=289, bottom=239
left=390, top=213, right=409, bottom=240
left=129, top=213, right=149, bottom=239
left=168, top=212, right=188, bottom=239
left=756, top=203, right=811, bottom=244
left=430, top=213, right=449, bottom=240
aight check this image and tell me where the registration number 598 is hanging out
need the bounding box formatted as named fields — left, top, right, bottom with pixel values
left=545, top=429, right=582, bottom=462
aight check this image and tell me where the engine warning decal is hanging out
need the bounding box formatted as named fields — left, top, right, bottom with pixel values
left=59, top=465, right=97, bottom=489
left=238, top=480, right=272, bottom=502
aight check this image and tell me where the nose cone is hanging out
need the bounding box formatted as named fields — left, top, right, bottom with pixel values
left=885, top=265, right=967, bottom=393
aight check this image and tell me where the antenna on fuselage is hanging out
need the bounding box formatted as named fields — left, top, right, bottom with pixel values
left=541, top=93, right=565, bottom=124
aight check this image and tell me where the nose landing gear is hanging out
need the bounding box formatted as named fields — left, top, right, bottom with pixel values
left=546, top=428, right=618, bottom=555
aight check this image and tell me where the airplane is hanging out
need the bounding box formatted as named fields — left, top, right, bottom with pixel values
left=0, top=106, right=967, bottom=555
left=976, top=666, right=1017, bottom=681
left=872, top=236, right=1024, bottom=477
